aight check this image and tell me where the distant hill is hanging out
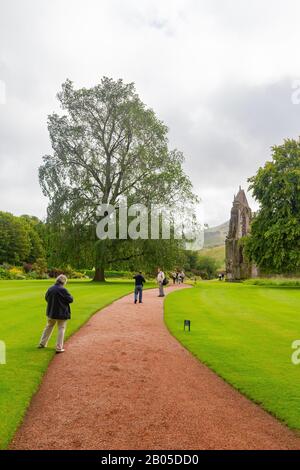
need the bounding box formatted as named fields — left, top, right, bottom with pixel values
left=203, top=221, right=229, bottom=248
left=200, top=245, right=226, bottom=270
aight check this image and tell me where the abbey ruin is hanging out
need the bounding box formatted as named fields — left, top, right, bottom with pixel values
left=225, top=187, right=257, bottom=281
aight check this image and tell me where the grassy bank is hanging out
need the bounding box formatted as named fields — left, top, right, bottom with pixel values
left=0, top=279, right=136, bottom=448
left=165, top=281, right=300, bottom=429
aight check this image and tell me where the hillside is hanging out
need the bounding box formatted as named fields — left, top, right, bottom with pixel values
left=200, top=245, right=226, bottom=270
left=199, top=221, right=228, bottom=270
left=203, top=221, right=229, bottom=248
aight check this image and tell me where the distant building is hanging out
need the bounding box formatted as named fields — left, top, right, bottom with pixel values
left=225, top=186, right=257, bottom=281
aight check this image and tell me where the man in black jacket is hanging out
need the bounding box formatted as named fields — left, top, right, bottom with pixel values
left=133, top=271, right=146, bottom=304
left=38, top=274, right=74, bottom=353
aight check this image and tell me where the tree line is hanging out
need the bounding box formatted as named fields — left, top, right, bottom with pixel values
left=0, top=213, right=45, bottom=265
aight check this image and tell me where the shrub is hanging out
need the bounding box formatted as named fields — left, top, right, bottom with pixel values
left=8, top=267, right=26, bottom=280
left=1, top=262, right=11, bottom=271
left=196, top=256, right=219, bottom=280
left=84, top=269, right=95, bottom=279
left=23, top=263, right=33, bottom=273
left=0, top=267, right=12, bottom=279
left=48, top=267, right=64, bottom=278
left=48, top=266, right=85, bottom=279
left=61, top=265, right=85, bottom=279
left=32, top=258, right=48, bottom=278
left=26, top=271, right=39, bottom=280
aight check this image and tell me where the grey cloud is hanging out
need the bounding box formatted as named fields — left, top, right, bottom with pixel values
left=1, top=0, right=300, bottom=225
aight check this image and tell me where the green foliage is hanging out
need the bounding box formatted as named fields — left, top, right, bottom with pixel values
left=0, top=267, right=12, bottom=279
left=245, top=139, right=300, bottom=273
left=8, top=267, right=26, bottom=280
left=46, top=223, right=95, bottom=270
left=0, top=212, right=30, bottom=264
left=31, top=258, right=48, bottom=278
left=198, top=245, right=225, bottom=270
left=39, top=77, right=197, bottom=279
left=0, top=212, right=45, bottom=265
left=20, top=215, right=46, bottom=263
left=183, top=251, right=199, bottom=271
left=59, top=265, right=85, bottom=279
left=0, top=263, right=87, bottom=280
left=196, top=255, right=219, bottom=279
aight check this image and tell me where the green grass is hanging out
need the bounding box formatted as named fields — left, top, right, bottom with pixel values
left=165, top=281, right=300, bottom=429
left=244, top=277, right=300, bottom=287
left=0, top=279, right=141, bottom=449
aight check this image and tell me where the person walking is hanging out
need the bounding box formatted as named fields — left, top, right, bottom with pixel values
left=171, top=272, right=177, bottom=285
left=38, top=274, right=73, bottom=353
left=157, top=268, right=165, bottom=297
left=133, top=271, right=146, bottom=304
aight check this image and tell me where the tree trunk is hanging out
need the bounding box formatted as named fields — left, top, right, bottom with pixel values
left=93, top=240, right=106, bottom=282
left=93, top=266, right=105, bottom=282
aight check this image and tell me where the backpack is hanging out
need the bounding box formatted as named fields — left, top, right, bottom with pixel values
left=162, top=277, right=169, bottom=286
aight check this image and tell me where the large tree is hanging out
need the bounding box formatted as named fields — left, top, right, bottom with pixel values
left=245, top=139, right=300, bottom=273
left=39, top=77, right=195, bottom=280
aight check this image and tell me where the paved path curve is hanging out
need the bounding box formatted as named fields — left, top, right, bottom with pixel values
left=10, top=286, right=300, bottom=450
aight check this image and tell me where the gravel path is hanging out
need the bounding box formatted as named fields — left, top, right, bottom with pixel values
left=10, top=285, right=300, bottom=450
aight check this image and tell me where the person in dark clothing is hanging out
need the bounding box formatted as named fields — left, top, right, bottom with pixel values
left=38, top=274, right=73, bottom=353
left=133, top=272, right=146, bottom=304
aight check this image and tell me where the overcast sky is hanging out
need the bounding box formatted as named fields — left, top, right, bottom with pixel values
left=1, top=0, right=300, bottom=226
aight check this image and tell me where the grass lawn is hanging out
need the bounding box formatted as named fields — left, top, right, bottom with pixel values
left=0, top=279, right=140, bottom=449
left=165, top=281, right=300, bottom=429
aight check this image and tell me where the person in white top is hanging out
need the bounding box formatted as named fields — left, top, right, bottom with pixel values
left=157, top=267, right=165, bottom=297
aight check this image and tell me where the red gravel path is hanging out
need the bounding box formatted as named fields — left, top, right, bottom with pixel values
left=10, top=286, right=300, bottom=450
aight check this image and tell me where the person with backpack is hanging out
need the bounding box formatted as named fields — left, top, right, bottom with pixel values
left=157, top=268, right=166, bottom=297
left=133, top=271, right=146, bottom=304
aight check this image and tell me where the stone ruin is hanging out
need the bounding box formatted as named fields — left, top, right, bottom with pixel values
left=225, top=186, right=257, bottom=281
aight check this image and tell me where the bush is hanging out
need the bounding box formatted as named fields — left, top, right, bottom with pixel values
left=105, top=270, right=132, bottom=278
left=26, top=271, right=39, bottom=280
left=0, top=267, right=12, bottom=279
left=84, top=269, right=95, bottom=279
left=48, top=267, right=64, bottom=278
left=32, top=258, right=48, bottom=278
left=69, top=270, right=85, bottom=279
left=9, top=267, right=26, bottom=280
left=48, top=266, right=85, bottom=279
left=61, top=265, right=85, bottom=279
left=196, top=256, right=219, bottom=280
left=23, top=263, right=33, bottom=273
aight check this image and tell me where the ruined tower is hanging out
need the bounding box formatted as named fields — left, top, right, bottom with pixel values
left=225, top=187, right=252, bottom=281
